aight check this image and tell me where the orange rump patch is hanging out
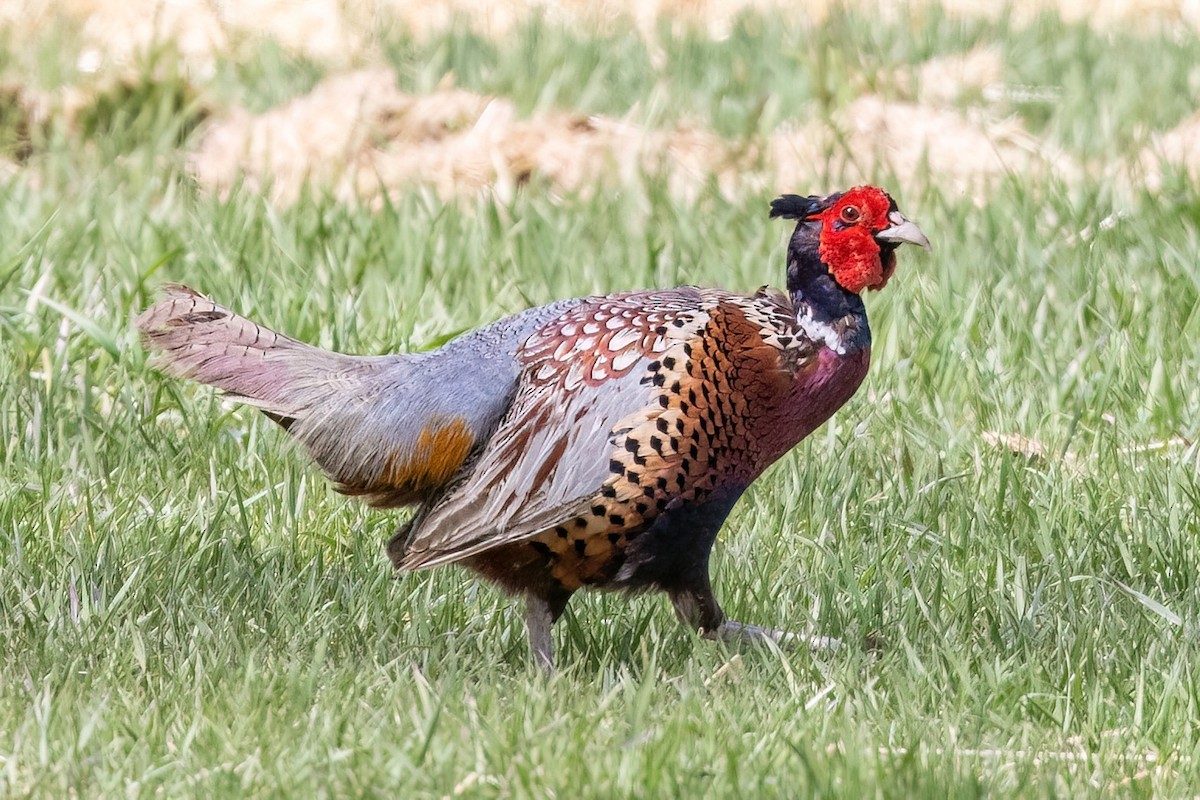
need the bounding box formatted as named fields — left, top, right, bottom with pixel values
left=342, top=418, right=475, bottom=506
left=384, top=419, right=476, bottom=488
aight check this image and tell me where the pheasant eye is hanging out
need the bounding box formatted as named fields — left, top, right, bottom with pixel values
left=840, top=206, right=861, bottom=224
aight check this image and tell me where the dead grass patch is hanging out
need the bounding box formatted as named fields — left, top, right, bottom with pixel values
left=787, top=96, right=1077, bottom=196
left=189, top=68, right=743, bottom=205
left=1137, top=109, right=1200, bottom=191
left=909, top=46, right=1005, bottom=107
left=190, top=68, right=1069, bottom=206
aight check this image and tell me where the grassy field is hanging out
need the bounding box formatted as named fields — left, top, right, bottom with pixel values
left=3, top=3, right=1200, bottom=796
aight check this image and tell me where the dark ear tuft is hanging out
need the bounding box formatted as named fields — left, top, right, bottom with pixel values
left=770, top=193, right=837, bottom=220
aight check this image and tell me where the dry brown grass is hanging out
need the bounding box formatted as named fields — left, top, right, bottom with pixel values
left=187, top=65, right=1073, bottom=206
left=775, top=96, right=1075, bottom=197
left=1138, top=109, right=1200, bottom=190
left=189, top=68, right=745, bottom=205
left=909, top=46, right=1004, bottom=107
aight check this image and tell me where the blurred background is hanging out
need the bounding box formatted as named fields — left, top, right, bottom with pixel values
left=2, top=0, right=1198, bottom=210
left=3, top=2, right=1200, bottom=795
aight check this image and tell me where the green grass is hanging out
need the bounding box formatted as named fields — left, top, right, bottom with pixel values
left=3, top=6, right=1200, bottom=797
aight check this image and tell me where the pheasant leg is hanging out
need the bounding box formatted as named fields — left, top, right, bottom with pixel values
left=524, top=592, right=572, bottom=672
left=669, top=580, right=841, bottom=652
left=525, top=597, right=555, bottom=672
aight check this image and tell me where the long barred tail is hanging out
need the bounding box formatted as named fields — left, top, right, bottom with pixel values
left=135, top=283, right=357, bottom=425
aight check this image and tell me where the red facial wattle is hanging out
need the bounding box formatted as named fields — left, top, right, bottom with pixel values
left=818, top=225, right=886, bottom=293
left=815, top=186, right=896, bottom=294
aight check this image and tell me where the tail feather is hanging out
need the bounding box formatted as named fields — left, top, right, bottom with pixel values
left=138, top=284, right=544, bottom=510
left=135, top=284, right=355, bottom=422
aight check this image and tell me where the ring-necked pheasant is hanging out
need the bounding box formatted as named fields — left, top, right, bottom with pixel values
left=137, top=186, right=929, bottom=669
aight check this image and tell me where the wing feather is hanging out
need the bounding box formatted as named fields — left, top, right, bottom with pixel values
left=399, top=289, right=713, bottom=568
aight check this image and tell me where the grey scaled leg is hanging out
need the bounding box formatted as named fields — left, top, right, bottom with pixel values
left=525, top=593, right=571, bottom=672
left=669, top=573, right=842, bottom=653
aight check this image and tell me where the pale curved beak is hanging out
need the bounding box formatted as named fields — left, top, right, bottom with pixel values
left=877, top=210, right=931, bottom=252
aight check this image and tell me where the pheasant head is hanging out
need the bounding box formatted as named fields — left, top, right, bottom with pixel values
left=770, top=186, right=930, bottom=294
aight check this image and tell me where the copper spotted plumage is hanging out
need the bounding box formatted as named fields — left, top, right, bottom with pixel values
left=137, top=186, right=930, bottom=669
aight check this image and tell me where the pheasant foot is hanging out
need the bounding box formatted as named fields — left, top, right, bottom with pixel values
left=704, top=620, right=843, bottom=652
